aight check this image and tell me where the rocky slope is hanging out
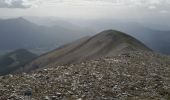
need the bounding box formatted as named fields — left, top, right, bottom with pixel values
left=0, top=51, right=169, bottom=100
left=23, top=30, right=151, bottom=72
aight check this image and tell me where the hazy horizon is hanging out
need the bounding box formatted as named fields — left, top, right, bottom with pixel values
left=0, top=0, right=170, bottom=31
left=1, top=0, right=170, bottom=55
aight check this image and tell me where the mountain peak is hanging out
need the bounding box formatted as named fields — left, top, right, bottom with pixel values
left=2, top=17, right=32, bottom=25
left=100, top=29, right=119, bottom=33
left=16, top=17, right=25, bottom=20
left=98, top=29, right=131, bottom=38
left=90, top=30, right=150, bottom=51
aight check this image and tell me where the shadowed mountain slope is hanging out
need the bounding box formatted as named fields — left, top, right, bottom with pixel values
left=23, top=30, right=151, bottom=72
left=0, top=49, right=37, bottom=75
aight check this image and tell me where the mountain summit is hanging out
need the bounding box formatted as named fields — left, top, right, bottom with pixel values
left=23, top=30, right=151, bottom=72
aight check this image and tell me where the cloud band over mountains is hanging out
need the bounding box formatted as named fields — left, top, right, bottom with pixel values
left=0, top=0, right=170, bottom=9
left=53, top=0, right=170, bottom=6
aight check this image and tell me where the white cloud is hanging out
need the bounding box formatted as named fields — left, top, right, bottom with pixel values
left=0, top=0, right=39, bottom=8
left=1, top=0, right=170, bottom=11
left=46, top=0, right=170, bottom=13
left=160, top=10, right=169, bottom=14
left=47, top=0, right=170, bottom=7
left=148, top=5, right=156, bottom=9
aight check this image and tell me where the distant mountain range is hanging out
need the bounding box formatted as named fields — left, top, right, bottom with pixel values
left=28, top=17, right=170, bottom=54
left=20, top=30, right=150, bottom=72
left=0, top=17, right=170, bottom=55
left=0, top=17, right=88, bottom=54
left=0, top=49, right=37, bottom=75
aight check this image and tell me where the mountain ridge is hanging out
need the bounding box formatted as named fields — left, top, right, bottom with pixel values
left=22, top=30, right=151, bottom=72
left=84, top=20, right=170, bottom=54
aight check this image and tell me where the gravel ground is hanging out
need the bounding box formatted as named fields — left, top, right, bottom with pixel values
left=0, top=51, right=170, bottom=100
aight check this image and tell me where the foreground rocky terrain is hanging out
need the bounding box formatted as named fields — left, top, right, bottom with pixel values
left=0, top=51, right=170, bottom=100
